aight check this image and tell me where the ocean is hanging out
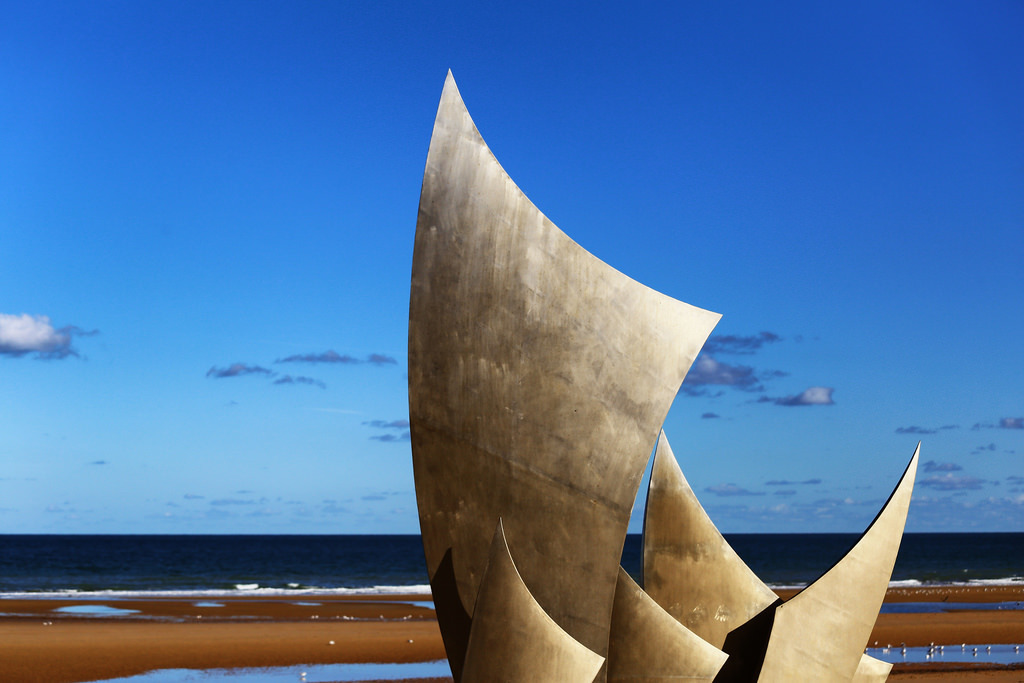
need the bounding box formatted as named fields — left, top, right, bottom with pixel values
left=0, top=533, right=1021, bottom=597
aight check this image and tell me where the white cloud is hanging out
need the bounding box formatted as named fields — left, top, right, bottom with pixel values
left=686, top=356, right=759, bottom=388
left=776, top=386, right=835, bottom=406
left=0, top=313, right=71, bottom=357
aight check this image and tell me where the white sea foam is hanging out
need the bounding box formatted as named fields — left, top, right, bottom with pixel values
left=766, top=577, right=1024, bottom=592
left=0, top=584, right=434, bottom=600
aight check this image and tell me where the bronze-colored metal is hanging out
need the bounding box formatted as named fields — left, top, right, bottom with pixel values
left=852, top=654, right=893, bottom=682
left=757, top=445, right=920, bottom=681
left=462, top=520, right=605, bottom=682
left=409, top=71, right=720, bottom=677
left=608, top=566, right=728, bottom=682
left=410, top=72, right=921, bottom=682
left=643, top=431, right=779, bottom=649
left=643, top=433, right=918, bottom=681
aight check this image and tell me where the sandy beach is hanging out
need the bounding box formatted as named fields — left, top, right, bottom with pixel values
left=1, top=586, right=1022, bottom=682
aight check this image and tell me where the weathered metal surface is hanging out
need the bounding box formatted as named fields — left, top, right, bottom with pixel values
left=409, top=71, right=720, bottom=678
left=852, top=654, right=893, bottom=682
left=643, top=431, right=779, bottom=649
left=756, top=445, right=920, bottom=681
left=608, top=566, right=728, bottom=682
left=461, top=521, right=605, bottom=682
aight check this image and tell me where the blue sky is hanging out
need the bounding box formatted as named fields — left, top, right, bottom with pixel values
left=2, top=1, right=1021, bottom=534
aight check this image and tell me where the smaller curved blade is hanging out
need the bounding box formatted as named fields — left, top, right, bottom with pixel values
left=462, top=519, right=605, bottom=683
left=758, top=444, right=920, bottom=681
left=608, top=566, right=727, bottom=681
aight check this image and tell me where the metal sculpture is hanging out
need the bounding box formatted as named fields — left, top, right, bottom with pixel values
left=409, top=72, right=918, bottom=682
left=409, top=71, right=719, bottom=679
left=643, top=431, right=918, bottom=681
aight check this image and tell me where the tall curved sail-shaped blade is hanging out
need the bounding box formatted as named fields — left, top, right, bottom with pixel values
left=643, top=431, right=779, bottom=649
left=410, top=72, right=721, bottom=680
left=852, top=654, right=893, bottom=682
left=757, top=445, right=920, bottom=681
left=462, top=521, right=605, bottom=683
left=607, top=567, right=728, bottom=682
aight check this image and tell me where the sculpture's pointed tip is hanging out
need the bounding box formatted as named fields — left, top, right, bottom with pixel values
left=435, top=70, right=467, bottom=119
left=442, top=69, right=459, bottom=94
left=655, top=429, right=668, bottom=454
left=902, top=443, right=920, bottom=486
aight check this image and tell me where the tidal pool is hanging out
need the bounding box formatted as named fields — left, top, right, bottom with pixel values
left=94, top=660, right=452, bottom=682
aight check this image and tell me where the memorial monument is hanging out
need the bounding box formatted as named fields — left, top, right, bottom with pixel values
left=409, top=72, right=918, bottom=682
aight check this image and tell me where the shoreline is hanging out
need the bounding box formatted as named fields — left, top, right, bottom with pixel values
left=1, top=586, right=1021, bottom=683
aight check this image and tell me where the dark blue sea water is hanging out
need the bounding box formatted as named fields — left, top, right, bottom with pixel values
left=0, top=533, right=1020, bottom=596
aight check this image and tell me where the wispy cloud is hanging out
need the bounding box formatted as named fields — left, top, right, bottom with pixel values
left=275, top=350, right=397, bottom=366
left=922, top=460, right=963, bottom=473
left=274, top=375, right=326, bottom=389
left=701, top=412, right=720, bottom=419
left=88, top=460, right=108, bottom=466
left=896, top=424, right=959, bottom=434
left=773, top=386, right=835, bottom=407
left=705, top=483, right=765, bottom=497
left=765, top=478, right=821, bottom=486
left=703, top=331, right=782, bottom=355
left=206, top=362, right=326, bottom=389
left=365, top=418, right=411, bottom=442
left=277, top=350, right=360, bottom=364
left=370, top=432, right=411, bottom=443
left=972, top=417, right=1024, bottom=431
left=896, top=426, right=936, bottom=435
left=897, top=423, right=958, bottom=436
left=363, top=419, right=409, bottom=429
left=206, top=363, right=274, bottom=379
left=918, top=473, right=986, bottom=491
left=0, top=313, right=97, bottom=359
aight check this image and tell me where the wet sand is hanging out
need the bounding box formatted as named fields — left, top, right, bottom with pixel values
left=1, top=586, right=1021, bottom=682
